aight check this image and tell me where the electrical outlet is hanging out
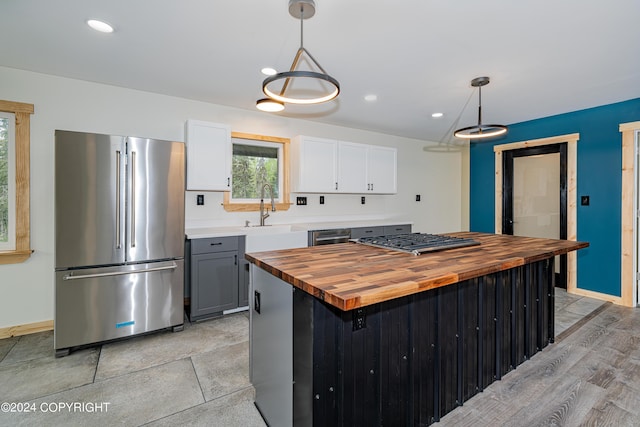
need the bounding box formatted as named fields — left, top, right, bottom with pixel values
left=319, top=196, right=324, bottom=205
left=581, top=195, right=590, bottom=206
left=416, top=195, right=421, bottom=202
left=197, top=194, right=204, bottom=205
left=361, top=196, right=365, bottom=205
left=296, top=196, right=307, bottom=206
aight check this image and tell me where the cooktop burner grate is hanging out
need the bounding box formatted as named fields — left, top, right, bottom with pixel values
left=356, top=233, right=480, bottom=255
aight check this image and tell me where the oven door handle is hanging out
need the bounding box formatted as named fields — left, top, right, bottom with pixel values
left=314, top=236, right=350, bottom=243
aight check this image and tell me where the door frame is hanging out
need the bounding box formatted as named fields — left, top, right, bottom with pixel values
left=621, top=121, right=640, bottom=307
left=502, top=143, right=568, bottom=288
left=494, top=133, right=579, bottom=293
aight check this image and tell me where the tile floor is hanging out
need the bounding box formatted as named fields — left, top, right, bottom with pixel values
left=0, top=289, right=605, bottom=427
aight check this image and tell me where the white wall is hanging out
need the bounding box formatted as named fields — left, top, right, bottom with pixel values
left=0, top=66, right=467, bottom=329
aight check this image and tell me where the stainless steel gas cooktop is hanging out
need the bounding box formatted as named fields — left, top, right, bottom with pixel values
left=356, top=233, right=480, bottom=255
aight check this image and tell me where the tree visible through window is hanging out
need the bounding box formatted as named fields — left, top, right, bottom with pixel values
left=231, top=140, right=281, bottom=201
left=0, top=112, right=15, bottom=250
left=223, top=132, right=290, bottom=213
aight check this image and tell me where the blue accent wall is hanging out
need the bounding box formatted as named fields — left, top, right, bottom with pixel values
left=470, top=98, right=640, bottom=297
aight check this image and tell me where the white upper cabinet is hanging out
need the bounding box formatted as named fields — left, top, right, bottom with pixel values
left=185, top=120, right=231, bottom=191
left=292, top=136, right=397, bottom=194
left=337, top=141, right=368, bottom=193
left=291, top=136, right=338, bottom=193
left=366, top=145, right=397, bottom=194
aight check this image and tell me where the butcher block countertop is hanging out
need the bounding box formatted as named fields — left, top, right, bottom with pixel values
left=245, top=232, right=588, bottom=311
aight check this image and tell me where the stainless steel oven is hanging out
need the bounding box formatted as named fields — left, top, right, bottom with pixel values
left=308, top=229, right=352, bottom=246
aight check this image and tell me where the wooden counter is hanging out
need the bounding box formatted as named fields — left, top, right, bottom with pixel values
left=245, top=232, right=588, bottom=311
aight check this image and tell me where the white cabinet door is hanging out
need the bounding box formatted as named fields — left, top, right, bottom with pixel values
left=337, top=141, right=368, bottom=193
left=367, top=146, right=397, bottom=194
left=291, top=136, right=337, bottom=193
left=185, top=120, right=231, bottom=191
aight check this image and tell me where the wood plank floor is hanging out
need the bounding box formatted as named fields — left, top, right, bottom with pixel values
left=438, top=302, right=640, bottom=426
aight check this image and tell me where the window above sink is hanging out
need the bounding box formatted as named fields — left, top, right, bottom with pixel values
left=223, top=132, right=292, bottom=213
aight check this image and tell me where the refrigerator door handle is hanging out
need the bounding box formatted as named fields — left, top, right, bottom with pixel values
left=130, top=150, right=136, bottom=248
left=116, top=150, right=122, bottom=249
left=62, top=262, right=177, bottom=281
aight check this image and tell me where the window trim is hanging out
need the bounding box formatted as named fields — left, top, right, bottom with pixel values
left=223, top=132, right=291, bottom=212
left=0, top=100, right=34, bottom=264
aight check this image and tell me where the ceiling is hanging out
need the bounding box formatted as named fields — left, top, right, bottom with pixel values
left=2, top=0, right=639, bottom=143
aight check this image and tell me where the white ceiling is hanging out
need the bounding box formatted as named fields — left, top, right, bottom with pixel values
left=2, top=0, right=639, bottom=142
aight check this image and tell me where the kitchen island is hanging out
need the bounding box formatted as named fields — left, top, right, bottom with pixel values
left=246, top=232, right=588, bottom=426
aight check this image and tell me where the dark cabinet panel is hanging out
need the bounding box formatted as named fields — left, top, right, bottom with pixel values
left=191, top=251, right=238, bottom=319
left=239, top=260, right=250, bottom=308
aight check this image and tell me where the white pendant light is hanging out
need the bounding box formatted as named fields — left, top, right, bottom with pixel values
left=256, top=0, right=340, bottom=112
left=256, top=98, right=285, bottom=112
left=454, top=77, right=507, bottom=140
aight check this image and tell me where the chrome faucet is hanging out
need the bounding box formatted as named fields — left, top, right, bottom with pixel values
left=259, top=183, right=276, bottom=226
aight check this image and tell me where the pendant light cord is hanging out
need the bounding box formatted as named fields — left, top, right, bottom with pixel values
left=477, top=85, right=483, bottom=126
left=300, top=6, right=304, bottom=49
left=438, top=89, right=476, bottom=145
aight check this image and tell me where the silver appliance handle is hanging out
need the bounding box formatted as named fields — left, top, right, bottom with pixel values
left=314, top=236, right=350, bottom=243
left=115, top=150, right=122, bottom=249
left=63, top=262, right=177, bottom=281
left=130, top=150, right=136, bottom=248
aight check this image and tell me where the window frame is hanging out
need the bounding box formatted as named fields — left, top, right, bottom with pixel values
left=0, top=100, right=34, bottom=264
left=223, top=132, right=291, bottom=212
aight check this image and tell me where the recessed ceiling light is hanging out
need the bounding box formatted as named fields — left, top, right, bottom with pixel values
left=261, top=67, right=277, bottom=76
left=364, top=94, right=378, bottom=102
left=87, top=19, right=114, bottom=33
left=431, top=112, right=444, bottom=118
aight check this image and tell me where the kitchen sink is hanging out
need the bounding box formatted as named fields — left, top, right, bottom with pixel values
left=241, top=224, right=296, bottom=234
left=242, top=225, right=308, bottom=252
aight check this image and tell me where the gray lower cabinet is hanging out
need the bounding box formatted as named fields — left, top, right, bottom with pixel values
left=188, top=235, right=247, bottom=321
left=351, top=224, right=411, bottom=239
left=383, top=224, right=411, bottom=235
left=350, top=226, right=385, bottom=239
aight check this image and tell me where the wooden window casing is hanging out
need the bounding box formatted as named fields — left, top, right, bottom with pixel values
left=0, top=100, right=34, bottom=264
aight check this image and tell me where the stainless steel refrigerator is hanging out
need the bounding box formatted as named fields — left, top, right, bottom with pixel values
left=54, top=130, right=185, bottom=357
